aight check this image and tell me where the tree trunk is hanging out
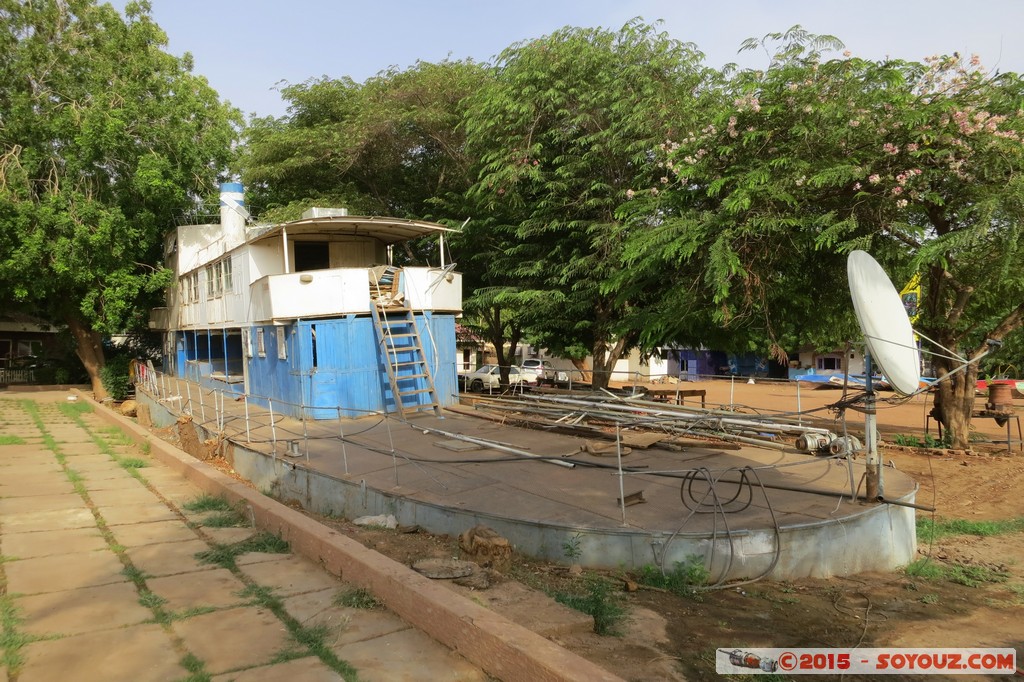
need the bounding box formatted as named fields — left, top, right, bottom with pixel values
left=931, top=351, right=977, bottom=450
left=570, top=358, right=590, bottom=384
left=590, top=335, right=630, bottom=390
left=67, top=317, right=108, bottom=400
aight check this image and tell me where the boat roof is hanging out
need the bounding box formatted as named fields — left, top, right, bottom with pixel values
left=248, top=215, right=456, bottom=246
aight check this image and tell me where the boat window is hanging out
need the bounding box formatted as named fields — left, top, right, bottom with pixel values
left=294, top=241, right=330, bottom=271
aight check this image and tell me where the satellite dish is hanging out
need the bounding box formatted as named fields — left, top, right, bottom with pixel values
left=847, top=251, right=921, bottom=396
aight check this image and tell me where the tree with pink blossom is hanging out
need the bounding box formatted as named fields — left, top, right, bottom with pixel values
left=622, top=27, right=1024, bottom=448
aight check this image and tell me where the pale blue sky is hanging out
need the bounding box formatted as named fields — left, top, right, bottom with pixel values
left=110, top=1, right=1024, bottom=119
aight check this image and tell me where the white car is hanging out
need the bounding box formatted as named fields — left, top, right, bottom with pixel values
left=520, top=359, right=554, bottom=385
left=461, top=365, right=526, bottom=392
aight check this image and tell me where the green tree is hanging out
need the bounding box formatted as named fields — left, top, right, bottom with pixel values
left=627, top=28, right=1024, bottom=448
left=242, top=59, right=490, bottom=222
left=461, top=20, right=712, bottom=388
left=0, top=0, right=239, bottom=398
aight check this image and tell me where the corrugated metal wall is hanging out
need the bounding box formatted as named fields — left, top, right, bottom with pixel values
left=238, top=313, right=457, bottom=419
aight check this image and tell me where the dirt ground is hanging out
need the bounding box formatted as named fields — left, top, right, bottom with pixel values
left=165, top=379, right=1024, bottom=681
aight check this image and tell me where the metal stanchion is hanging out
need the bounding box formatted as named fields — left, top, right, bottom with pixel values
left=244, top=395, right=251, bottom=442
left=268, top=398, right=277, bottom=455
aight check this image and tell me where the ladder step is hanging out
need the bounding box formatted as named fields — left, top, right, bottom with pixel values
left=384, top=333, right=417, bottom=339
left=394, top=373, right=429, bottom=380
left=393, top=360, right=425, bottom=368
left=384, top=346, right=422, bottom=354
left=399, top=388, right=434, bottom=396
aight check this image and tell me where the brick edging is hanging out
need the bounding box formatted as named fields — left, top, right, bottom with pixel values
left=81, top=391, right=624, bottom=682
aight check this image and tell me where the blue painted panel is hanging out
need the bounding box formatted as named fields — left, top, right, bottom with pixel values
left=179, top=313, right=458, bottom=420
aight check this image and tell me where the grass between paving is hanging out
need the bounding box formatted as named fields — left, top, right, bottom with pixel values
left=195, top=532, right=290, bottom=571
left=334, top=587, right=382, bottom=610
left=17, top=398, right=225, bottom=678
left=238, top=585, right=358, bottom=679
left=0, top=435, right=25, bottom=445
left=26, top=400, right=369, bottom=681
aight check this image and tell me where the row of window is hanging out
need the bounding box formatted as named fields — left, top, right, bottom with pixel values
left=180, top=258, right=233, bottom=303
left=241, top=327, right=288, bottom=360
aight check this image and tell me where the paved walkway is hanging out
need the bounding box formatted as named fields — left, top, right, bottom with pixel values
left=0, top=392, right=488, bottom=682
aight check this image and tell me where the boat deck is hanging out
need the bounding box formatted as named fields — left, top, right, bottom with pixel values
left=139, top=378, right=919, bottom=580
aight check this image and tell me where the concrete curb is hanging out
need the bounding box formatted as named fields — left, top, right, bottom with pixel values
left=82, top=392, right=624, bottom=682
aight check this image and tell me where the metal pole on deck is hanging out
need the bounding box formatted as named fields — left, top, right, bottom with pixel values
left=269, top=398, right=277, bottom=456
left=199, top=388, right=206, bottom=424
left=185, top=381, right=192, bottom=416
left=796, top=380, right=802, bottom=426
left=338, top=407, right=349, bottom=475
left=616, top=424, right=627, bottom=526
left=244, top=395, right=251, bottom=442
left=385, top=413, right=398, bottom=485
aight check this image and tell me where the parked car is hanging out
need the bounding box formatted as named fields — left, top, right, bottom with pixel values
left=460, top=364, right=526, bottom=392
left=520, top=359, right=555, bottom=385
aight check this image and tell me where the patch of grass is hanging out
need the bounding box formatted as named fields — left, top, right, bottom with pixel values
left=1008, top=584, right=1024, bottom=605
left=195, top=532, right=289, bottom=570
left=138, top=591, right=167, bottom=610
left=182, top=494, right=234, bottom=513
left=903, top=558, right=945, bottom=580
left=167, top=606, right=218, bottom=622
left=946, top=564, right=1009, bottom=588
left=121, top=564, right=150, bottom=584
left=235, top=585, right=357, bottom=680
left=636, top=555, right=709, bottom=599
left=905, top=558, right=1009, bottom=587
left=334, top=587, right=382, bottom=610
left=58, top=402, right=93, bottom=418
left=200, top=511, right=248, bottom=528
left=118, top=457, right=148, bottom=470
left=918, top=516, right=1024, bottom=543
left=177, top=652, right=211, bottom=682
left=0, top=435, right=26, bottom=445
left=0, top=593, right=38, bottom=672
left=553, top=576, right=626, bottom=636
left=238, top=584, right=283, bottom=610
left=920, top=593, right=940, bottom=604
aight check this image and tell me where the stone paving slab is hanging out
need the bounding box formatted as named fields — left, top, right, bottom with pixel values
left=2, top=507, right=97, bottom=533
left=236, top=554, right=343, bottom=596
left=332, top=626, right=488, bottom=681
left=55, top=454, right=113, bottom=467
left=77, top=471, right=147, bottom=489
left=66, top=459, right=126, bottom=473
left=0, top=493, right=87, bottom=514
left=211, top=656, right=346, bottom=682
left=86, top=485, right=162, bottom=507
left=0, top=474, right=72, bottom=489
left=125, top=539, right=214, bottom=577
left=1, top=527, right=108, bottom=559
left=0, top=480, right=76, bottom=498
left=18, top=623, right=184, bottom=682
left=172, top=606, right=293, bottom=675
left=157, top=483, right=205, bottom=506
left=109, top=519, right=199, bottom=547
left=98, top=502, right=179, bottom=525
left=16, top=581, right=153, bottom=636
left=58, top=445, right=105, bottom=456
left=282, top=589, right=411, bottom=646
left=0, top=445, right=54, bottom=457
left=146, top=566, right=247, bottom=611
left=201, top=526, right=258, bottom=544
left=5, top=550, right=126, bottom=595
left=0, top=462, right=63, bottom=474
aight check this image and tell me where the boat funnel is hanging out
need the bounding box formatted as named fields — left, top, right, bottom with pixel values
left=220, top=182, right=248, bottom=248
